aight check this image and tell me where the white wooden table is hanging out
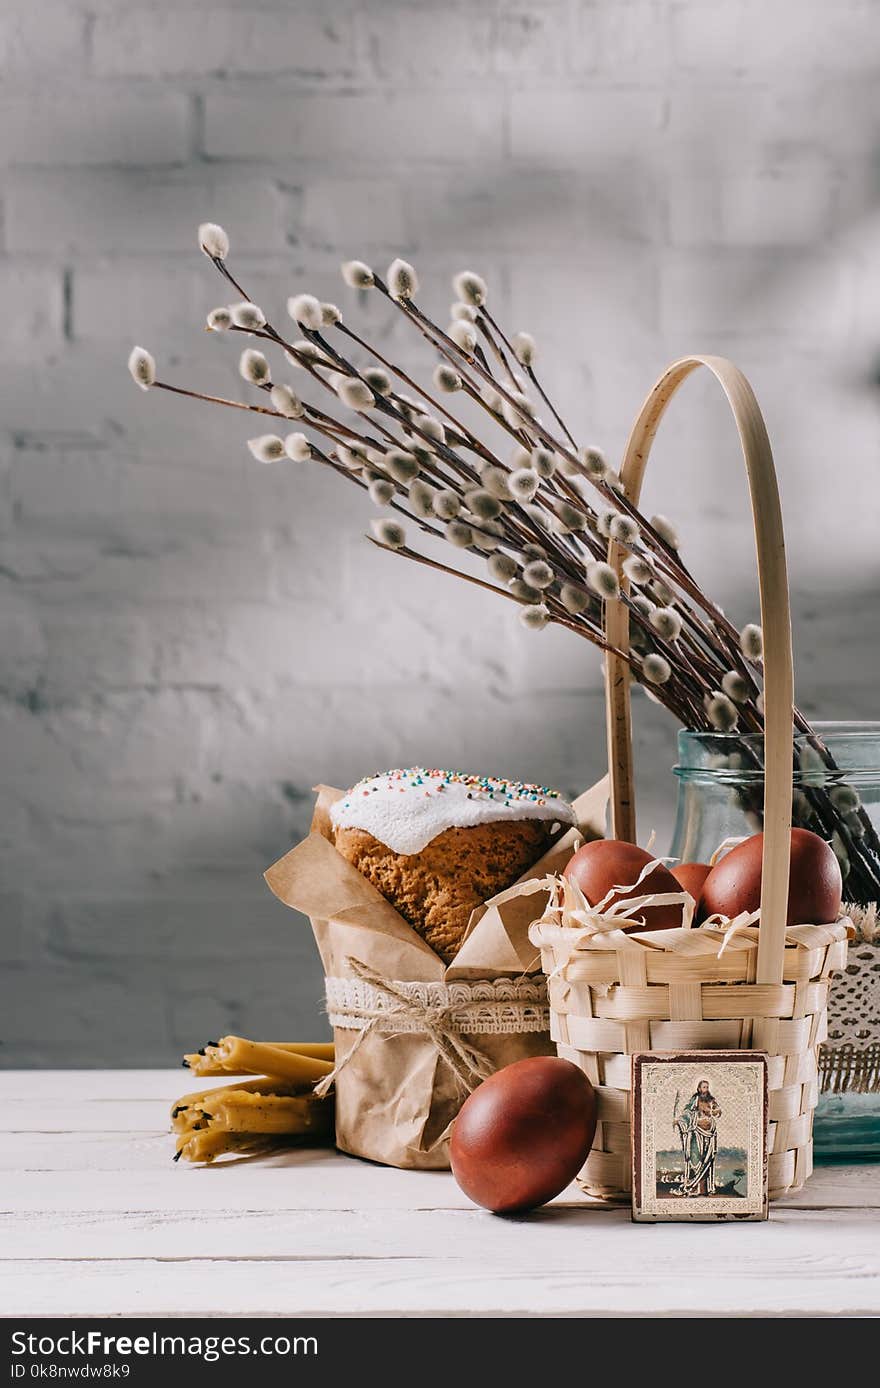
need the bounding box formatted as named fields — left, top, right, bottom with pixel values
left=2, top=1071, right=879, bottom=1318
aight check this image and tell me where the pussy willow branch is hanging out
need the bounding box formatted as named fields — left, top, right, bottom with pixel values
left=154, top=376, right=684, bottom=710
left=131, top=237, right=880, bottom=899
left=332, top=287, right=880, bottom=893
left=181, top=269, right=742, bottom=722
left=481, top=306, right=578, bottom=450
left=392, top=288, right=765, bottom=657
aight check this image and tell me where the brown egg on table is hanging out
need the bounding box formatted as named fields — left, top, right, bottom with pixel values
left=450, top=1057, right=597, bottom=1214
left=563, top=838, right=686, bottom=931
left=670, top=861, right=712, bottom=913
left=700, top=828, right=843, bottom=926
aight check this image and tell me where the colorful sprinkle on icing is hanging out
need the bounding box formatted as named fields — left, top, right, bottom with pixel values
left=330, top=768, right=575, bottom=856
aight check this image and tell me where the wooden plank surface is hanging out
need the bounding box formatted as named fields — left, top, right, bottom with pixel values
left=2, top=1071, right=879, bottom=1317
left=3, top=1243, right=879, bottom=1318
left=1, top=1145, right=877, bottom=1211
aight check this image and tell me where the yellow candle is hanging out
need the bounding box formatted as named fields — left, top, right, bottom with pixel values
left=201, top=1091, right=333, bottom=1137
left=171, top=1074, right=306, bottom=1120
left=182, top=1038, right=335, bottom=1076
left=213, top=1036, right=333, bottom=1083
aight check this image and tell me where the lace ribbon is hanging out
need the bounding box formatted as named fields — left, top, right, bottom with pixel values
left=317, top=958, right=549, bottom=1096
left=820, top=907, right=880, bottom=1091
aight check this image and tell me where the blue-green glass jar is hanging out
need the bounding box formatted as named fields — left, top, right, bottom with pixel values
left=669, top=722, right=880, bottom=1162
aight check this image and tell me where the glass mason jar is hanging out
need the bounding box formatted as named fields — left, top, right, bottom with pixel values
left=670, top=722, right=880, bottom=896
left=669, top=721, right=880, bottom=1162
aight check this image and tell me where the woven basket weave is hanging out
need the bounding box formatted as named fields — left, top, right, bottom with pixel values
left=534, top=917, right=847, bottom=1200
left=532, top=356, right=849, bottom=1203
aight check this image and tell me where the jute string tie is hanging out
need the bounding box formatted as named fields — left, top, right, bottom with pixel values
left=316, top=957, right=541, bottom=1096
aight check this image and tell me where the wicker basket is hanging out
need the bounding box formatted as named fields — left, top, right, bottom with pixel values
left=531, top=355, right=850, bottom=1202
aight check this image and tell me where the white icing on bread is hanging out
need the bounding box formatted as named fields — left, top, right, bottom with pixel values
left=330, top=767, right=575, bottom=856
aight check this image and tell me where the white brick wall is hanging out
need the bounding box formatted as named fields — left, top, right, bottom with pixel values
left=1, top=0, right=879, bottom=1065
left=203, top=89, right=508, bottom=161
left=0, top=93, right=191, bottom=165
left=91, top=4, right=357, bottom=78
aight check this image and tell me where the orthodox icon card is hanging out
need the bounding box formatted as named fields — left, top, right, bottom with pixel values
left=632, top=1051, right=769, bottom=1222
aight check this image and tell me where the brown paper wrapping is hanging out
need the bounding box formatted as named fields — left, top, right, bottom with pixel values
left=264, top=777, right=608, bottom=1169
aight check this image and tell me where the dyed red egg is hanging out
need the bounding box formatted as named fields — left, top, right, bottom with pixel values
left=670, top=861, right=712, bottom=908
left=700, top=828, right=842, bottom=926
left=450, top=1057, right=597, bottom=1214
left=563, top=838, right=685, bottom=931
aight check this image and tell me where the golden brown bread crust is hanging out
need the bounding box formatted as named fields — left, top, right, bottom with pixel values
left=333, top=819, right=553, bottom=963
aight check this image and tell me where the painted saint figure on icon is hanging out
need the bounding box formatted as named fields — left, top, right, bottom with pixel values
left=673, top=1080, right=721, bottom=1196
left=632, top=1052, right=768, bottom=1222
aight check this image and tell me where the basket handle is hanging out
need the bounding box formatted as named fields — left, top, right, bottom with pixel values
left=604, top=355, right=793, bottom=987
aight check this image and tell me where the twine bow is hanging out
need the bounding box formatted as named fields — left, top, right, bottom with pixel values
left=315, top=957, right=501, bottom=1097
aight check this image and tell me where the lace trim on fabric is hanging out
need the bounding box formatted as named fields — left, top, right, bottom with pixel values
left=821, top=930, right=880, bottom=1092
left=325, top=974, right=549, bottom=1035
